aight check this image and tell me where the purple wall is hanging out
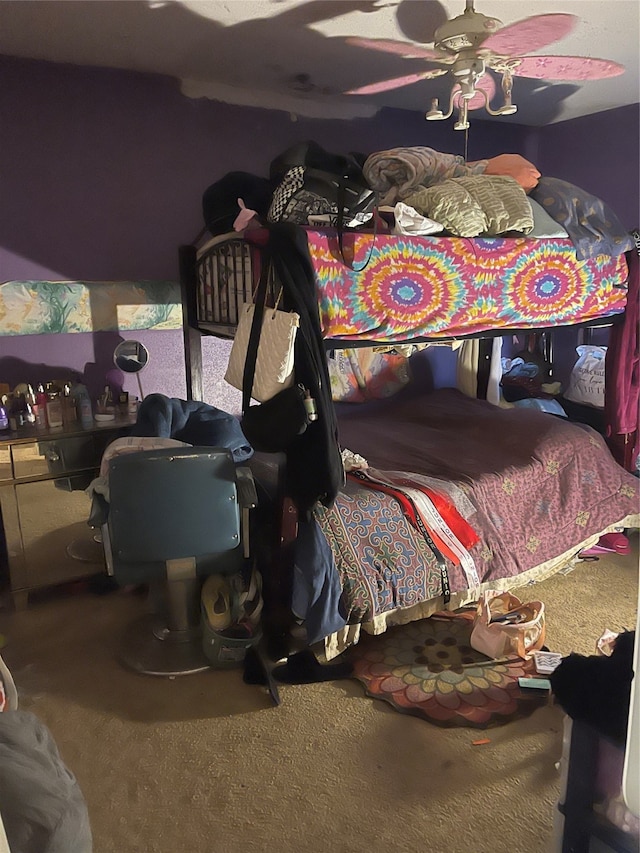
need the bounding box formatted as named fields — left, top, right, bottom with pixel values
left=0, top=54, right=529, bottom=404
left=0, top=55, right=529, bottom=282
left=536, top=104, right=640, bottom=230
left=1, top=54, right=637, bottom=407
left=532, top=103, right=639, bottom=389
left=0, top=329, right=241, bottom=414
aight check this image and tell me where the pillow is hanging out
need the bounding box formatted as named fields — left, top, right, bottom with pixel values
left=483, top=154, right=541, bottom=192
left=529, top=177, right=634, bottom=260
left=328, top=348, right=411, bottom=402
left=404, top=181, right=485, bottom=237
left=405, top=175, right=533, bottom=237
left=528, top=198, right=569, bottom=238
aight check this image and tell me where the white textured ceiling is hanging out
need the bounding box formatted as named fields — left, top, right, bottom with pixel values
left=0, top=0, right=638, bottom=125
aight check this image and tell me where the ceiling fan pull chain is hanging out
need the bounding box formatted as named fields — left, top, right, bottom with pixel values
left=464, top=126, right=469, bottom=162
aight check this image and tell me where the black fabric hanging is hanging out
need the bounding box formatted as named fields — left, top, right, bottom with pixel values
left=259, top=223, right=344, bottom=516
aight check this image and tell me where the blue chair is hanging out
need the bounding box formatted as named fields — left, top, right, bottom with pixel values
left=104, top=446, right=257, bottom=676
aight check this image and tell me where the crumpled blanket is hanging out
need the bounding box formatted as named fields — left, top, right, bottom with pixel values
left=131, top=393, right=253, bottom=461
left=363, top=146, right=488, bottom=206
left=0, top=711, right=93, bottom=853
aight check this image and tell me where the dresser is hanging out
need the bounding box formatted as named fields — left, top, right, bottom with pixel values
left=0, top=416, right=136, bottom=607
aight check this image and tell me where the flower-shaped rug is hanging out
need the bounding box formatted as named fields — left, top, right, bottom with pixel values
left=350, top=615, right=544, bottom=728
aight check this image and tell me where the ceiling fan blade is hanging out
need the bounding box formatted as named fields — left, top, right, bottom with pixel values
left=453, top=74, right=497, bottom=111
left=482, top=14, right=577, bottom=57
left=345, top=36, right=448, bottom=62
left=512, top=55, right=625, bottom=80
left=346, top=68, right=448, bottom=96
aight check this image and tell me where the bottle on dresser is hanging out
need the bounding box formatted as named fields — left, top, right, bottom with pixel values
left=22, top=385, right=38, bottom=428
left=0, top=396, right=9, bottom=431
left=61, top=382, right=77, bottom=426
left=10, top=384, right=36, bottom=430
left=71, top=383, right=94, bottom=428
left=45, top=384, right=64, bottom=430
left=33, top=384, right=49, bottom=430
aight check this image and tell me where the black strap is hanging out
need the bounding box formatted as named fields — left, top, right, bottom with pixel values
left=410, top=502, right=451, bottom=604
left=241, top=255, right=271, bottom=412
left=336, top=179, right=378, bottom=273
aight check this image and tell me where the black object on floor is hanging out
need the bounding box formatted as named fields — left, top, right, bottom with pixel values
left=550, top=630, right=635, bottom=745
left=87, top=574, right=119, bottom=596
left=243, top=646, right=281, bottom=706
left=271, top=650, right=354, bottom=684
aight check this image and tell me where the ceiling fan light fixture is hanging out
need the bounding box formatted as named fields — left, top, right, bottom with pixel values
left=453, top=100, right=470, bottom=131
left=452, top=57, right=486, bottom=78
left=434, top=1, right=502, bottom=54
left=425, top=98, right=446, bottom=121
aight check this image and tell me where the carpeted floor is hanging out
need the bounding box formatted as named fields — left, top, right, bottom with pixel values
left=1, top=535, right=638, bottom=853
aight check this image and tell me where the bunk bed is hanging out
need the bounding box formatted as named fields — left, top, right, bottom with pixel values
left=192, top=228, right=628, bottom=344
left=178, top=220, right=639, bottom=660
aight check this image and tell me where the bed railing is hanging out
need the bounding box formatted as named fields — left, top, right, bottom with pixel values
left=195, top=236, right=254, bottom=337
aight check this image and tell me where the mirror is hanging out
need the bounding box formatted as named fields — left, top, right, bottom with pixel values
left=114, top=340, right=149, bottom=373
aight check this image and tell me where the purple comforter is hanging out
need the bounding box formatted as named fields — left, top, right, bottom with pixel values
left=322, top=388, right=639, bottom=624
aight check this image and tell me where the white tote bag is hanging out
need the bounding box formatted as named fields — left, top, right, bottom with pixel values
left=225, top=301, right=300, bottom=402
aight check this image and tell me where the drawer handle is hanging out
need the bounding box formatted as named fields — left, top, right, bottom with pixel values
left=44, top=449, right=60, bottom=463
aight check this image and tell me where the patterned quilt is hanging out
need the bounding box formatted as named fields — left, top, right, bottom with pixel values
left=306, top=231, right=629, bottom=342
left=311, top=389, right=639, bottom=628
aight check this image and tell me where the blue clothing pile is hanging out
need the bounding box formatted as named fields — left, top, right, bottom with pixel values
left=132, top=393, right=253, bottom=462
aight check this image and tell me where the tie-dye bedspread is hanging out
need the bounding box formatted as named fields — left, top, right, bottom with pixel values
left=306, top=231, right=628, bottom=342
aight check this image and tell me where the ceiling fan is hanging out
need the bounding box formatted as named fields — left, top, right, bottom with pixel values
left=345, top=1, right=625, bottom=129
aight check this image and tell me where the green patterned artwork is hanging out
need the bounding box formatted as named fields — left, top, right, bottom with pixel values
left=0, top=280, right=183, bottom=336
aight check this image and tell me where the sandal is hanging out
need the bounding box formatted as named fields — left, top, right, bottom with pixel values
left=201, top=575, right=233, bottom=632
left=237, top=568, right=263, bottom=632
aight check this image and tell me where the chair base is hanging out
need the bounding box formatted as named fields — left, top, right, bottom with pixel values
left=119, top=614, right=211, bottom=677
left=66, top=537, right=104, bottom=563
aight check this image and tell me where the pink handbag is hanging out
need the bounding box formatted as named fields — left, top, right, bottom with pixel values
left=470, top=591, right=546, bottom=660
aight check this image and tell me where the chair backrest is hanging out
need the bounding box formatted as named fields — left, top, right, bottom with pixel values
left=108, top=447, right=243, bottom=582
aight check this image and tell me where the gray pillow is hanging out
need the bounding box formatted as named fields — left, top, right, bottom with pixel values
left=528, top=198, right=569, bottom=238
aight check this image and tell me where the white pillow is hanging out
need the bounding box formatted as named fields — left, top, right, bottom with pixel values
left=528, top=198, right=569, bottom=238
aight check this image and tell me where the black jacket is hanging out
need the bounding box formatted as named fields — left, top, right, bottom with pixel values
left=256, top=223, right=344, bottom=516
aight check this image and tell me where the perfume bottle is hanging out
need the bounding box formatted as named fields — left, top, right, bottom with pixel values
left=62, top=382, right=77, bottom=426
left=33, top=384, right=48, bottom=430
left=45, top=386, right=64, bottom=429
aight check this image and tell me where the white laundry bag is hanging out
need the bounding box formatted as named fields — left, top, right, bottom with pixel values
left=565, top=345, right=607, bottom=409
